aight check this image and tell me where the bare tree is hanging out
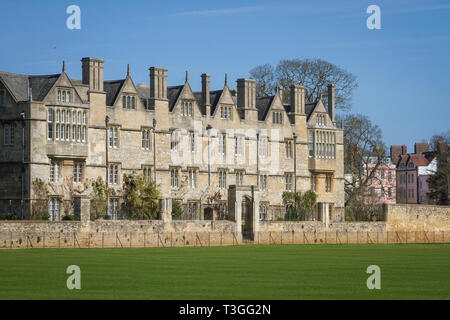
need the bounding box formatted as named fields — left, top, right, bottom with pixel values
left=249, top=58, right=358, bottom=110
left=249, top=64, right=275, bottom=97
left=343, top=113, right=386, bottom=214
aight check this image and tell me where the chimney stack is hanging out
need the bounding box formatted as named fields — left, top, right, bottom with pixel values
left=201, top=73, right=211, bottom=107
left=290, top=84, right=305, bottom=114
left=390, top=145, right=407, bottom=162
left=81, top=57, right=104, bottom=91
left=149, top=67, right=168, bottom=101
left=237, top=78, right=256, bottom=109
left=414, top=142, right=429, bottom=155
left=327, top=83, right=335, bottom=122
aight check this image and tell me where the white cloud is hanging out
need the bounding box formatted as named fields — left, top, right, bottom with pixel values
left=167, top=6, right=274, bottom=18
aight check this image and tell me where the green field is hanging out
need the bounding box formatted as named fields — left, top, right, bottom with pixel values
left=0, top=244, right=449, bottom=299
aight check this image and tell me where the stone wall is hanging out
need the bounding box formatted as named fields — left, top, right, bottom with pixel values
left=0, top=203, right=449, bottom=249
left=385, top=203, right=450, bottom=231
left=259, top=220, right=387, bottom=233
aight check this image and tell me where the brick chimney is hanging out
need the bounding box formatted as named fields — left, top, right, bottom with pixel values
left=390, top=145, right=407, bottom=162
left=414, top=142, right=429, bottom=154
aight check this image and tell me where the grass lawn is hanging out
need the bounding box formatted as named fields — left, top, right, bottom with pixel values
left=0, top=244, right=449, bottom=299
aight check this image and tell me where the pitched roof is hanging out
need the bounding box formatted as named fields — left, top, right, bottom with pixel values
left=209, top=90, right=223, bottom=115
left=167, top=85, right=184, bottom=111
left=397, top=154, right=408, bottom=167
left=29, top=74, right=60, bottom=101
left=0, top=71, right=60, bottom=102
left=305, top=102, right=317, bottom=119
left=255, top=96, right=274, bottom=121
left=408, top=154, right=430, bottom=167
left=103, top=79, right=125, bottom=106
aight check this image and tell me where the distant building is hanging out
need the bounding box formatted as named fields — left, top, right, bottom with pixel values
left=364, top=157, right=396, bottom=204
left=394, top=143, right=436, bottom=204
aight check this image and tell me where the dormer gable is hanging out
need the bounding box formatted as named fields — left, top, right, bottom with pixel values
left=211, top=85, right=238, bottom=120
left=43, top=72, right=83, bottom=104
left=307, top=100, right=333, bottom=127
left=264, top=92, right=289, bottom=124
left=172, top=78, right=202, bottom=117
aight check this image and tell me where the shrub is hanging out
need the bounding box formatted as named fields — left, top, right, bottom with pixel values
left=0, top=213, right=19, bottom=220
left=62, top=214, right=74, bottom=221
left=171, top=201, right=183, bottom=220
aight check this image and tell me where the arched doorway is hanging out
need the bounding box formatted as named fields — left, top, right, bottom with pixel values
left=227, top=185, right=260, bottom=242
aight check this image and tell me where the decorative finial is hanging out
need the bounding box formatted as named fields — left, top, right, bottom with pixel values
left=127, top=64, right=130, bottom=77
left=185, top=70, right=188, bottom=83
left=62, top=60, right=66, bottom=73
left=276, top=82, right=281, bottom=93
left=224, top=73, right=228, bottom=86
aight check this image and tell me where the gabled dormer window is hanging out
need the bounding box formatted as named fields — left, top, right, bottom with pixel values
left=272, top=111, right=283, bottom=124
left=181, top=101, right=193, bottom=116
left=122, top=95, right=136, bottom=109
left=57, top=88, right=71, bottom=103
left=220, top=106, right=232, bottom=120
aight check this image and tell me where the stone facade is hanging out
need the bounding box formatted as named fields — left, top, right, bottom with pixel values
left=0, top=57, right=344, bottom=222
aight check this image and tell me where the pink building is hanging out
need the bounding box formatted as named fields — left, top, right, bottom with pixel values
left=364, top=157, right=396, bottom=204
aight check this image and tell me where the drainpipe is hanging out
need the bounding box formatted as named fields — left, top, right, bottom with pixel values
left=207, top=124, right=212, bottom=186
left=200, top=124, right=213, bottom=220
left=20, top=111, right=26, bottom=219
left=256, top=132, right=259, bottom=188
left=293, top=132, right=297, bottom=193
left=105, top=116, right=109, bottom=215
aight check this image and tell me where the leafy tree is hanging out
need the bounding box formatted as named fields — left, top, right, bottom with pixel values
left=282, top=190, right=317, bottom=221
left=90, top=177, right=109, bottom=220
left=122, top=172, right=160, bottom=220
left=31, top=178, right=49, bottom=220
left=249, top=58, right=358, bottom=110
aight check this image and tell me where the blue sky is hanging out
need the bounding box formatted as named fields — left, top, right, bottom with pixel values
left=1, top=0, right=449, bottom=153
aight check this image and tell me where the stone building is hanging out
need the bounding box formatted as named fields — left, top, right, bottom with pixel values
left=0, top=57, right=344, bottom=222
